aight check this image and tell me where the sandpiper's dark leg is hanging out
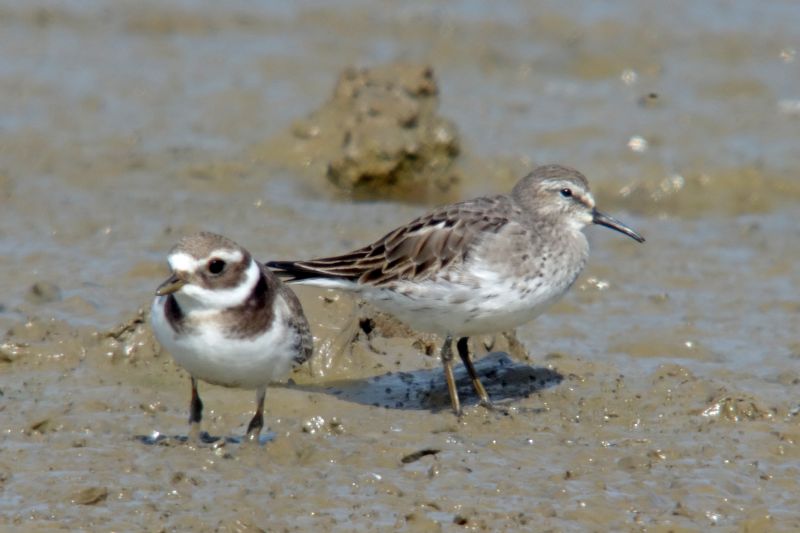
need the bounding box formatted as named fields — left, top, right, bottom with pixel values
left=456, top=337, right=493, bottom=408
left=189, top=377, right=203, bottom=441
left=246, top=386, right=266, bottom=442
left=440, top=335, right=461, bottom=416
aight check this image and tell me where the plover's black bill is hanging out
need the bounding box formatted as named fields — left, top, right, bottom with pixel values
left=155, top=273, right=187, bottom=296
left=592, top=209, right=645, bottom=243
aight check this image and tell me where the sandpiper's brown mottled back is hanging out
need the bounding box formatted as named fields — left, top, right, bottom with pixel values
left=268, top=165, right=644, bottom=416
left=151, top=232, right=313, bottom=442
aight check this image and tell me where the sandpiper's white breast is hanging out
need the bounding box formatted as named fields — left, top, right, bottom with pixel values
left=356, top=226, right=590, bottom=336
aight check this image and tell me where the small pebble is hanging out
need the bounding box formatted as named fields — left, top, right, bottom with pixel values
left=72, top=487, right=108, bottom=505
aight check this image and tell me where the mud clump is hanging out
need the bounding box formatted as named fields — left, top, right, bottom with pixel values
left=698, top=394, right=774, bottom=422
left=103, top=308, right=161, bottom=363
left=290, top=63, right=461, bottom=201
left=71, top=487, right=108, bottom=506
left=26, top=281, right=62, bottom=305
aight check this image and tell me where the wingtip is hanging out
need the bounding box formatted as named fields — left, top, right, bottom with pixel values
left=265, top=260, right=326, bottom=283
left=265, top=260, right=287, bottom=270
left=265, top=260, right=296, bottom=281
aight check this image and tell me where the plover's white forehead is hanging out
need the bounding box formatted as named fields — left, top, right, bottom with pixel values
left=168, top=249, right=244, bottom=272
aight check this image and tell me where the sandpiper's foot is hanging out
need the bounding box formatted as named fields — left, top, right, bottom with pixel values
left=478, top=399, right=510, bottom=416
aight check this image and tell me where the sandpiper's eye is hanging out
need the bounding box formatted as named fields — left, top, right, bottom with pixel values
left=208, top=259, right=226, bottom=275
left=560, top=188, right=573, bottom=198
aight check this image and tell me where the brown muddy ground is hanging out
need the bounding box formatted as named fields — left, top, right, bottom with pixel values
left=2, top=1, right=800, bottom=531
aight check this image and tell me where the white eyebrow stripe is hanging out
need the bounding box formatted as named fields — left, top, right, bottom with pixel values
left=167, top=249, right=244, bottom=272
left=203, top=250, right=243, bottom=265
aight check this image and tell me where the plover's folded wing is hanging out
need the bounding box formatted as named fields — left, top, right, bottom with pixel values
left=267, top=196, right=511, bottom=287
left=257, top=262, right=315, bottom=366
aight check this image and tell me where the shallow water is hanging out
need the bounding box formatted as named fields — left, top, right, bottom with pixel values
left=1, top=1, right=799, bottom=530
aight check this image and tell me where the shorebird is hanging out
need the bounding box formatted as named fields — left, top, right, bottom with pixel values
left=268, top=165, right=644, bottom=415
left=151, top=232, right=313, bottom=441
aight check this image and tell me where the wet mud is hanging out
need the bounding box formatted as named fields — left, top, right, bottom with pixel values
left=271, top=63, right=462, bottom=203
left=2, top=1, right=800, bottom=531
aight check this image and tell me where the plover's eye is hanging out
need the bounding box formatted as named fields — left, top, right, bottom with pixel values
left=207, top=259, right=226, bottom=275
left=560, top=188, right=573, bottom=198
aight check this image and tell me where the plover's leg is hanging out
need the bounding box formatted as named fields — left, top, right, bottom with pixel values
left=189, top=377, right=203, bottom=441
left=246, top=386, right=266, bottom=443
left=456, top=337, right=498, bottom=411
left=440, top=335, right=461, bottom=416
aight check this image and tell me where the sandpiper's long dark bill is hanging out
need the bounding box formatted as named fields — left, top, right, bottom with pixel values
left=592, top=209, right=645, bottom=243
left=150, top=231, right=313, bottom=443
left=268, top=164, right=644, bottom=416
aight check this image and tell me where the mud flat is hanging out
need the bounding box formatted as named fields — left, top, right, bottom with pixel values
left=1, top=1, right=799, bottom=531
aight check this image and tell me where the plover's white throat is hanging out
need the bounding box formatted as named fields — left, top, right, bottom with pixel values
left=269, top=165, right=644, bottom=416
left=151, top=232, right=313, bottom=442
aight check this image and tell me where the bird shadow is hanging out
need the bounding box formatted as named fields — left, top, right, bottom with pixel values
left=284, top=352, right=563, bottom=412
left=134, top=431, right=275, bottom=447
